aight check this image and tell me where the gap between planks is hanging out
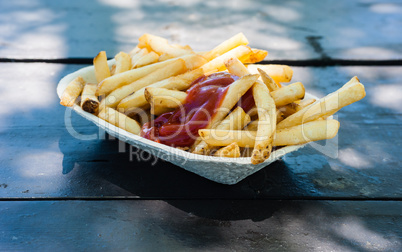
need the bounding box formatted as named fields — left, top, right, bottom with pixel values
left=1, top=58, right=402, bottom=66
left=0, top=196, right=401, bottom=202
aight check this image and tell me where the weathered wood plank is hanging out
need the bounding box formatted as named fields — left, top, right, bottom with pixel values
left=0, top=200, right=400, bottom=251
left=0, top=63, right=401, bottom=199
left=0, top=0, right=401, bottom=60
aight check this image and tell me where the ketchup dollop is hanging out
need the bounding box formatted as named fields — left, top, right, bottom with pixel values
left=141, top=72, right=255, bottom=147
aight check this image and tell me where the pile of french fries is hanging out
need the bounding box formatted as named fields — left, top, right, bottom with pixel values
left=60, top=33, right=366, bottom=165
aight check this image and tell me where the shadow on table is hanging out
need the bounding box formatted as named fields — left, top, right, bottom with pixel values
left=58, top=134, right=402, bottom=251
left=59, top=126, right=316, bottom=220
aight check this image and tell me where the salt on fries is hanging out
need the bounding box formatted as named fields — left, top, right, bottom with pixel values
left=60, top=33, right=366, bottom=165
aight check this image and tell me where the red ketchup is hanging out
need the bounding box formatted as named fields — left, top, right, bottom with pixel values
left=141, top=72, right=255, bottom=147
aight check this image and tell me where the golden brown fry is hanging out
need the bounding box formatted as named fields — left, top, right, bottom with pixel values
left=258, top=68, right=279, bottom=92
left=199, top=119, right=340, bottom=148
left=191, top=74, right=258, bottom=151
left=203, top=33, right=249, bottom=61
left=158, top=53, right=176, bottom=61
left=295, top=98, right=316, bottom=111
left=94, top=51, right=111, bottom=83
left=60, top=76, right=86, bottom=107
left=132, top=51, right=159, bottom=69
left=210, top=74, right=259, bottom=128
left=224, top=56, right=279, bottom=161
left=129, top=46, right=141, bottom=56
left=117, top=68, right=204, bottom=113
left=279, top=98, right=317, bottom=118
left=278, top=102, right=299, bottom=117
left=224, top=57, right=249, bottom=77
left=145, top=87, right=187, bottom=110
left=241, top=48, right=268, bottom=64
left=193, top=106, right=251, bottom=155
left=201, top=45, right=252, bottom=75
left=277, top=77, right=365, bottom=129
left=244, top=120, right=258, bottom=131
left=81, top=83, right=99, bottom=114
left=270, top=82, right=305, bottom=107
left=97, top=58, right=179, bottom=96
left=277, top=110, right=286, bottom=123
left=152, top=105, right=175, bottom=116
left=251, top=82, right=276, bottom=164
left=179, top=54, right=208, bottom=70
left=100, top=58, right=187, bottom=108
left=114, top=52, right=131, bottom=74
left=248, top=64, right=293, bottom=84
left=138, top=33, right=194, bottom=58
left=130, top=48, right=149, bottom=67
left=110, top=64, right=116, bottom=76
left=98, top=107, right=141, bottom=135
left=214, top=143, right=241, bottom=158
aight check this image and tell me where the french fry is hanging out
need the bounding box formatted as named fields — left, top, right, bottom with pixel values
left=191, top=75, right=258, bottom=151
left=251, top=82, right=276, bottom=164
left=224, top=57, right=249, bottom=77
left=215, top=107, right=251, bottom=131
left=199, top=119, right=340, bottom=148
left=130, top=48, right=149, bottom=67
left=94, top=51, right=111, bottom=83
left=295, top=98, right=316, bottom=111
left=278, top=102, right=299, bottom=117
left=74, top=33, right=366, bottom=164
left=98, top=107, right=141, bottom=135
left=257, top=68, right=279, bottom=91
left=214, top=143, right=241, bottom=158
left=223, top=58, right=291, bottom=161
left=98, top=55, right=204, bottom=96
left=132, top=51, right=159, bottom=69
left=60, top=76, right=86, bottom=107
left=201, top=45, right=253, bottom=75
left=276, top=110, right=286, bottom=123
left=193, top=106, right=251, bottom=154
left=224, top=56, right=278, bottom=148
left=114, top=52, right=131, bottom=74
left=97, top=58, right=179, bottom=96
left=209, top=74, right=259, bottom=129
left=277, top=77, right=365, bottom=129
left=152, top=105, right=175, bottom=116
left=203, top=33, right=249, bottom=61
left=244, top=120, right=258, bottom=131
left=279, top=99, right=317, bottom=118
left=117, top=68, right=204, bottom=113
left=179, top=54, right=208, bottom=70
left=241, top=48, right=268, bottom=64
left=244, top=117, right=282, bottom=131
left=172, top=44, right=192, bottom=50
left=158, top=53, right=176, bottom=61
left=138, top=33, right=194, bottom=58
left=81, top=83, right=99, bottom=114
left=110, top=64, right=116, bottom=76
left=129, top=45, right=141, bottom=56
left=270, top=82, right=305, bottom=107
left=100, top=58, right=187, bottom=108
left=247, top=64, right=293, bottom=85
left=145, top=87, right=187, bottom=109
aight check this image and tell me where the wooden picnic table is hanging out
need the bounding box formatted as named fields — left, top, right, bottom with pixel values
left=0, top=0, right=401, bottom=250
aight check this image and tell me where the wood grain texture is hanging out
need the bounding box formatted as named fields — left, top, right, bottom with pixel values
left=0, top=63, right=400, bottom=199
left=0, top=0, right=401, bottom=60
left=0, top=200, right=400, bottom=251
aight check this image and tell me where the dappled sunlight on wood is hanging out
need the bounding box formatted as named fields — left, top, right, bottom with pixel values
left=370, top=84, right=402, bottom=113
left=338, top=148, right=371, bottom=169
left=0, top=64, right=61, bottom=119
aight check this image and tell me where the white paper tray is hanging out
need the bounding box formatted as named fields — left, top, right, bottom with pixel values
left=57, top=61, right=315, bottom=185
